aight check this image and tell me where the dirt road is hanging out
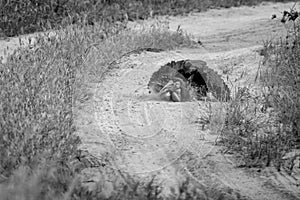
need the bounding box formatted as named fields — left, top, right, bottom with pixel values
left=78, top=2, right=300, bottom=199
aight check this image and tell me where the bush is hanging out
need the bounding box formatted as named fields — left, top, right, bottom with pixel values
left=219, top=87, right=294, bottom=169
left=0, top=31, right=82, bottom=177
left=261, top=9, right=300, bottom=148
left=0, top=0, right=125, bottom=37
left=0, top=161, right=76, bottom=200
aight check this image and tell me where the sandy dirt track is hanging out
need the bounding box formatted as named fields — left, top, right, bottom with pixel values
left=75, top=2, right=300, bottom=199
left=1, top=2, right=299, bottom=200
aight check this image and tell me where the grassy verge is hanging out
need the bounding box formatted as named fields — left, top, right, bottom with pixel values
left=219, top=8, right=300, bottom=172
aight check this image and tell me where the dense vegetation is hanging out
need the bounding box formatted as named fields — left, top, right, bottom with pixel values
left=0, top=0, right=292, bottom=37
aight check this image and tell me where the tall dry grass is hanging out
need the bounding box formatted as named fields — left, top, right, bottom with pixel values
left=219, top=7, right=300, bottom=172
